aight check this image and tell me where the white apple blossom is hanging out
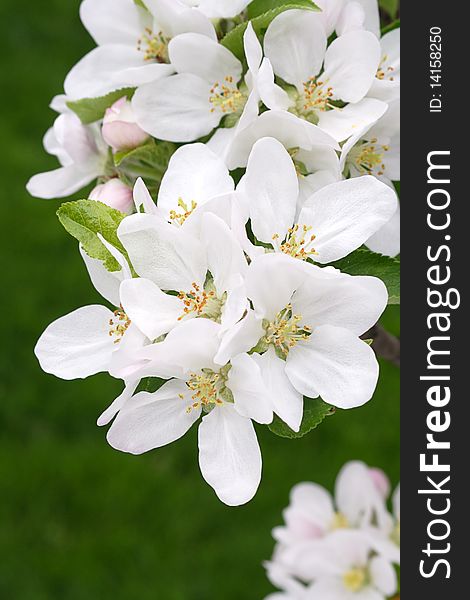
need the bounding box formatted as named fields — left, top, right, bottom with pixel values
left=132, top=23, right=284, bottom=141
left=239, top=137, right=397, bottom=263
left=102, top=96, right=150, bottom=151
left=216, top=253, right=388, bottom=411
left=369, top=29, right=400, bottom=102
left=27, top=112, right=108, bottom=199
left=89, top=178, right=135, bottom=214
left=262, top=10, right=382, bottom=141
left=106, top=318, right=263, bottom=506
left=181, top=0, right=254, bottom=18
left=64, top=0, right=216, bottom=99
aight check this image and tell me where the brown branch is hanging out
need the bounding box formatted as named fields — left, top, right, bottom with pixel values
left=362, top=324, right=400, bottom=367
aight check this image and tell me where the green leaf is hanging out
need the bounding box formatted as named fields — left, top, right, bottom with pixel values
left=222, top=1, right=319, bottom=60
left=381, top=18, right=400, bottom=36
left=115, top=140, right=177, bottom=196
left=330, top=248, right=400, bottom=305
left=269, top=397, right=334, bottom=439
left=67, top=88, right=135, bottom=124
left=136, top=378, right=167, bottom=394
left=379, top=0, right=399, bottom=19
left=57, top=200, right=129, bottom=272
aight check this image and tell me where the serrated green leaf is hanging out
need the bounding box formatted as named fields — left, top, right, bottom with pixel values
left=222, top=1, right=319, bottom=60
left=268, top=397, right=334, bottom=439
left=115, top=140, right=177, bottom=196
left=67, top=88, right=135, bottom=124
left=57, top=200, right=129, bottom=272
left=330, top=248, right=400, bottom=305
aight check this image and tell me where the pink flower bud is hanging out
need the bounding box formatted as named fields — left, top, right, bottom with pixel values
left=90, top=179, right=134, bottom=214
left=369, top=468, right=391, bottom=499
left=102, top=97, right=149, bottom=151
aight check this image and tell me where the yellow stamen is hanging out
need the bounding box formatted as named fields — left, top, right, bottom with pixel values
left=169, top=198, right=198, bottom=226
left=108, top=306, right=131, bottom=344
left=137, top=28, right=170, bottom=63
left=209, top=76, right=246, bottom=115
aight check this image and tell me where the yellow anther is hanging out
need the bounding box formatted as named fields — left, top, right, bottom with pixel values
left=209, top=77, right=246, bottom=115
left=274, top=224, right=319, bottom=261
left=264, top=304, right=312, bottom=357
left=343, top=568, right=367, bottom=592
left=169, top=198, right=198, bottom=226
left=137, top=28, right=170, bottom=63
left=108, top=306, right=131, bottom=344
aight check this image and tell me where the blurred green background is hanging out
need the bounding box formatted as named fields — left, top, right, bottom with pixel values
left=0, top=1, right=400, bottom=598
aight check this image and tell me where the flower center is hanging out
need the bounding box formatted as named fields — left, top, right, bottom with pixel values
left=291, top=76, right=334, bottom=123
left=209, top=76, right=246, bottom=116
left=137, top=28, right=170, bottom=63
left=108, top=307, right=131, bottom=344
left=263, top=304, right=311, bottom=358
left=348, top=138, right=389, bottom=176
left=183, top=366, right=233, bottom=413
left=331, top=512, right=349, bottom=530
left=272, top=224, right=318, bottom=261
left=177, top=281, right=225, bottom=322
left=376, top=55, right=396, bottom=81
left=169, top=198, right=198, bottom=226
left=343, top=567, right=367, bottom=592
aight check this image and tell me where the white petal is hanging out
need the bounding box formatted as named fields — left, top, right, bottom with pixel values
left=120, top=278, right=182, bottom=339
left=202, top=213, right=247, bottom=293
left=133, top=178, right=158, bottom=214
left=198, top=404, right=262, bottom=505
left=26, top=165, right=98, bottom=200
left=244, top=22, right=262, bottom=74
left=245, top=253, right=309, bottom=321
left=97, top=379, right=139, bottom=426
left=118, top=213, right=207, bottom=290
left=355, top=0, right=381, bottom=37
left=169, top=32, right=242, bottom=83
left=264, top=9, right=327, bottom=88
left=194, top=0, right=251, bottom=18
left=107, top=323, right=148, bottom=380
left=80, top=0, right=150, bottom=46
left=370, top=556, right=397, bottom=596
left=366, top=200, right=400, bottom=257
left=35, top=306, right=115, bottom=380
left=300, top=176, right=398, bottom=263
left=133, top=74, right=219, bottom=141
left=288, top=481, right=335, bottom=533
left=257, top=59, right=292, bottom=111
left=227, top=110, right=338, bottom=170
left=253, top=347, right=303, bottom=431
left=107, top=380, right=201, bottom=454
left=291, top=269, right=388, bottom=336
left=228, top=353, right=273, bottom=424
left=244, top=137, right=298, bottom=243
left=64, top=45, right=173, bottom=98
left=80, top=245, right=123, bottom=306
left=323, top=30, right=381, bottom=103
left=336, top=0, right=366, bottom=35
left=145, top=0, right=216, bottom=39
left=220, top=279, right=249, bottom=333
left=286, top=325, right=379, bottom=408
left=315, top=0, right=346, bottom=37
left=319, top=97, right=388, bottom=143
left=158, top=143, right=233, bottom=218
left=215, top=310, right=264, bottom=366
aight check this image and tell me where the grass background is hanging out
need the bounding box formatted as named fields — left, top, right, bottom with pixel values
left=0, top=1, right=400, bottom=597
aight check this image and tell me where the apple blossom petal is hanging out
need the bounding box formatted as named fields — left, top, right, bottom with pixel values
left=370, top=556, right=398, bottom=596
left=107, top=323, right=148, bottom=380
left=252, top=348, right=303, bottom=431
left=120, top=278, right=182, bottom=340
left=80, top=0, right=150, bottom=46
left=292, top=271, right=388, bottom=336
left=355, top=0, right=381, bottom=37
left=314, top=0, right=346, bottom=37
left=26, top=165, right=99, bottom=200
left=336, top=0, right=366, bottom=35
left=285, top=324, right=379, bottom=408
left=158, top=143, right=234, bottom=218
left=202, top=213, right=247, bottom=294
left=245, top=253, right=309, bottom=321
left=79, top=245, right=123, bottom=306
left=145, top=0, right=217, bottom=39
left=257, top=59, right=292, bottom=111
left=244, top=22, right=263, bottom=74
left=299, top=176, right=398, bottom=263
left=198, top=404, right=262, bottom=506
left=366, top=203, right=400, bottom=257
left=228, top=353, right=273, bottom=424
left=97, top=379, right=140, bottom=427
left=133, top=177, right=158, bottom=214
left=319, top=97, right=388, bottom=143
left=220, top=279, right=249, bottom=334
left=289, top=481, right=335, bottom=533
left=169, top=33, right=242, bottom=83
left=64, top=45, right=173, bottom=99
left=194, top=0, right=252, bottom=19
left=107, top=380, right=201, bottom=454
left=215, top=310, right=264, bottom=366
left=323, top=30, right=381, bottom=103
left=35, top=305, right=116, bottom=380
left=244, top=137, right=298, bottom=243
left=118, top=213, right=207, bottom=290
left=264, top=10, right=327, bottom=88
left=133, top=73, right=220, bottom=141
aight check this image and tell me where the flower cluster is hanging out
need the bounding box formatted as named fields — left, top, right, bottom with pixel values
left=30, top=0, right=400, bottom=506
left=265, top=461, right=400, bottom=599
